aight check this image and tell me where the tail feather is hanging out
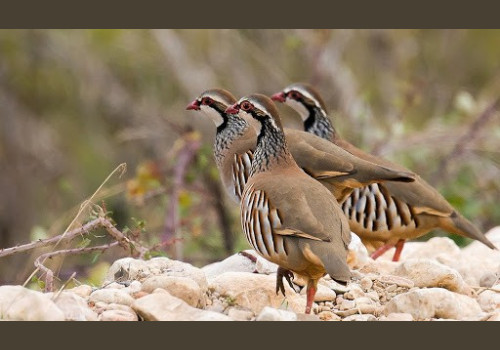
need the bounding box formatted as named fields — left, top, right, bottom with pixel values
left=447, top=212, right=496, bottom=250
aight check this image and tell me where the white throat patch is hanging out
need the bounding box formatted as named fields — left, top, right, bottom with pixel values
left=285, top=98, right=309, bottom=121
left=239, top=110, right=262, bottom=135
left=200, top=104, right=224, bottom=127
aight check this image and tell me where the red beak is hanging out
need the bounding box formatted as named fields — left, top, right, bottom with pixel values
left=186, top=100, right=200, bottom=111
left=225, top=103, right=240, bottom=114
left=271, top=92, right=286, bottom=103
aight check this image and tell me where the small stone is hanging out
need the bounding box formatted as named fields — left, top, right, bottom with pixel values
left=365, top=291, right=380, bottom=302
left=105, top=257, right=208, bottom=293
left=296, top=313, right=321, bottom=321
left=339, top=299, right=356, bottom=310
left=344, top=284, right=365, bottom=300
left=92, top=301, right=108, bottom=313
left=347, top=232, right=370, bottom=269
left=105, top=303, right=136, bottom=312
left=104, top=282, right=126, bottom=289
left=377, top=275, right=414, bottom=288
left=49, top=291, right=98, bottom=321
left=202, top=251, right=257, bottom=279
left=318, top=311, right=341, bottom=321
left=380, top=313, right=414, bottom=321
left=385, top=284, right=397, bottom=293
left=359, top=277, right=373, bottom=291
left=99, top=309, right=138, bottom=321
left=477, top=290, right=500, bottom=313
left=343, top=314, right=377, bottom=321
left=89, top=289, right=135, bottom=307
left=206, top=299, right=226, bottom=313
left=479, top=273, right=498, bottom=288
left=227, top=308, right=254, bottom=321
left=355, top=297, right=375, bottom=306
left=394, top=258, right=471, bottom=295
left=141, top=275, right=203, bottom=307
left=66, top=285, right=92, bottom=298
left=320, top=278, right=349, bottom=294
left=208, top=272, right=306, bottom=314
left=300, top=284, right=336, bottom=302
left=256, top=307, right=297, bottom=321
left=319, top=305, right=331, bottom=312
left=132, top=291, right=149, bottom=299
left=132, top=291, right=231, bottom=321
left=121, top=280, right=142, bottom=295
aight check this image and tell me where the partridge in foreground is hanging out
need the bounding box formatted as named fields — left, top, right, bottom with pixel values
left=187, top=89, right=416, bottom=205
left=226, top=94, right=351, bottom=314
left=272, top=83, right=496, bottom=261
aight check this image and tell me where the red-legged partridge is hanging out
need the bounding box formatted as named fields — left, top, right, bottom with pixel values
left=272, top=83, right=496, bottom=261
left=187, top=89, right=415, bottom=205
left=226, top=94, right=351, bottom=314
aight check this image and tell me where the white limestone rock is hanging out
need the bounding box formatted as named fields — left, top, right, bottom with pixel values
left=256, top=306, right=297, bottom=321
left=0, top=285, right=64, bottom=321
left=141, top=275, right=203, bottom=307
left=394, top=258, right=471, bottom=295
left=132, top=290, right=231, bottom=321
left=208, top=272, right=306, bottom=314
left=384, top=288, right=483, bottom=320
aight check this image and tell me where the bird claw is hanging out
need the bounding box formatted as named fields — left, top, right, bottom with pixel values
left=276, top=267, right=297, bottom=296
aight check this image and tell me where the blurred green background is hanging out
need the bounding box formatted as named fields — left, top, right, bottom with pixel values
left=0, top=29, right=499, bottom=286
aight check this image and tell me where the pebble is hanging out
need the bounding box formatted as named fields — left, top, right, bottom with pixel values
left=141, top=275, right=203, bottom=307
left=256, top=307, right=297, bottom=321
left=89, top=288, right=135, bottom=307
left=379, top=313, right=414, bottom=321
left=227, top=308, right=254, bottom=321
left=343, top=314, right=377, bottom=321
left=99, top=309, right=138, bottom=321
left=318, top=311, right=341, bottom=321
left=359, top=277, right=373, bottom=291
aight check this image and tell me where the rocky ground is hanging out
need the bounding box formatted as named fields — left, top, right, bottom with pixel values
left=1, top=227, right=499, bottom=321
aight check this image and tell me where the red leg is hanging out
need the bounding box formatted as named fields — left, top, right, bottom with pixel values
left=305, top=279, right=318, bottom=314
left=370, top=243, right=394, bottom=260
left=392, top=239, right=405, bottom=262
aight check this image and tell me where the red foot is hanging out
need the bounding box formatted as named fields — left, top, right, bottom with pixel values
left=370, top=239, right=406, bottom=261
left=370, top=243, right=393, bottom=260
left=305, top=283, right=317, bottom=314
left=392, top=239, right=405, bottom=262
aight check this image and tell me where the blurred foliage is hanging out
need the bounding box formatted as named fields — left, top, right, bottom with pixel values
left=0, top=29, right=499, bottom=285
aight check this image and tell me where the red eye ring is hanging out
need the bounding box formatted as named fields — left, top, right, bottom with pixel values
left=201, top=97, right=213, bottom=105
left=289, top=91, right=301, bottom=100
left=240, top=101, right=252, bottom=111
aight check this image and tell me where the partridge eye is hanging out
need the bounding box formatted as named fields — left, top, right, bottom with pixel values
left=202, top=97, right=213, bottom=105
left=241, top=101, right=252, bottom=111
left=289, top=91, right=301, bottom=100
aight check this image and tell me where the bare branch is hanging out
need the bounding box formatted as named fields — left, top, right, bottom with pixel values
left=0, top=218, right=103, bottom=258
left=35, top=242, right=120, bottom=292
